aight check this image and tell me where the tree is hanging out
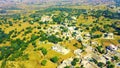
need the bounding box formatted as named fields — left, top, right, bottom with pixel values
left=64, top=66, right=70, bottom=68
left=71, top=61, right=76, bottom=66
left=50, top=56, right=59, bottom=63
left=107, top=64, right=115, bottom=68
left=41, top=60, right=47, bottom=66
left=32, top=42, right=37, bottom=47
left=73, top=58, right=79, bottom=62
left=40, top=48, right=47, bottom=55
left=97, top=62, right=104, bottom=67
left=112, top=56, right=119, bottom=61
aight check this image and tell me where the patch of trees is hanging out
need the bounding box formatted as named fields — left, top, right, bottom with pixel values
left=111, top=22, right=120, bottom=35
left=40, top=33, right=62, bottom=43
left=91, top=26, right=100, bottom=33
left=112, top=56, right=119, bottom=62
left=0, top=39, right=28, bottom=61
left=24, top=27, right=33, bottom=35
left=91, top=34, right=102, bottom=39
left=6, top=7, right=21, bottom=10
left=106, top=61, right=115, bottom=68
left=60, top=26, right=68, bottom=32
left=52, top=13, right=65, bottom=24
left=71, top=58, right=79, bottom=66
left=114, top=0, right=120, bottom=6
left=8, top=21, right=13, bottom=26
left=11, top=14, right=21, bottom=20
left=29, top=34, right=39, bottom=42
left=89, top=58, right=98, bottom=64
left=0, top=29, right=9, bottom=43
left=91, top=10, right=120, bottom=19
left=96, top=46, right=105, bottom=54
left=0, top=10, right=7, bottom=13
left=40, top=47, right=47, bottom=55
left=29, top=14, right=41, bottom=22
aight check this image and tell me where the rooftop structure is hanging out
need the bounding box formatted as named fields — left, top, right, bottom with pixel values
left=103, top=33, right=114, bottom=39
left=57, top=58, right=73, bottom=68
left=51, top=44, right=70, bottom=55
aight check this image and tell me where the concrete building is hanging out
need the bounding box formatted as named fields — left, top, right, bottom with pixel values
left=51, top=44, right=70, bottom=55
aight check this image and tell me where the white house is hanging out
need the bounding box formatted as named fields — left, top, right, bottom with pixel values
left=103, top=33, right=114, bottom=39
left=107, top=44, right=118, bottom=51
left=51, top=44, right=70, bottom=55
left=57, top=58, right=73, bottom=68
left=74, top=49, right=82, bottom=56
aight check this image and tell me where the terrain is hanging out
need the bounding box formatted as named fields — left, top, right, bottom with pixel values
left=0, top=0, right=120, bottom=68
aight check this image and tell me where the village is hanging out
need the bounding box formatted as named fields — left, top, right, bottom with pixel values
left=0, top=6, right=120, bottom=68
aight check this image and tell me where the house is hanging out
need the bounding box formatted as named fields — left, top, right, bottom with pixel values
left=74, top=49, right=82, bottom=56
left=116, top=62, right=120, bottom=68
left=51, top=44, right=70, bottom=55
left=103, top=33, right=114, bottom=39
left=81, top=60, right=98, bottom=68
left=57, top=58, right=73, bottom=68
left=106, top=44, right=118, bottom=51
left=41, top=15, right=52, bottom=22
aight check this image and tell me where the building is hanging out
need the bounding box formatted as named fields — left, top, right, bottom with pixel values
left=103, top=33, right=114, bottom=39
left=106, top=44, right=118, bottom=51
left=51, top=44, right=70, bottom=55
left=57, top=58, right=73, bottom=68
left=74, top=49, right=82, bottom=56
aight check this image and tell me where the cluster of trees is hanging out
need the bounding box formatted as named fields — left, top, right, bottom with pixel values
left=60, top=26, right=68, bottom=32
left=91, top=10, right=120, bottom=19
left=29, top=34, right=39, bottom=43
left=91, top=34, right=102, bottom=39
left=40, top=47, right=48, bottom=55
left=10, top=14, right=21, bottom=20
left=111, top=22, right=120, bottom=35
left=0, top=10, right=7, bottom=13
left=106, top=61, right=115, bottom=68
left=96, top=46, right=105, bottom=54
left=0, top=29, right=9, bottom=43
left=0, top=39, right=28, bottom=61
left=71, top=58, right=79, bottom=66
left=90, top=58, right=105, bottom=68
left=40, top=33, right=62, bottom=43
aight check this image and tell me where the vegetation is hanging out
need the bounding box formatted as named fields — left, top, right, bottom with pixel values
left=0, top=3, right=120, bottom=68
left=50, top=56, right=59, bottom=63
left=40, top=47, right=48, bottom=55
left=41, top=60, right=47, bottom=66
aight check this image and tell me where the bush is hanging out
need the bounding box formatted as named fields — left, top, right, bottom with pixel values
left=41, top=60, right=47, bottom=66
left=40, top=48, right=47, bottom=55
left=73, top=58, right=79, bottom=62
left=64, top=66, right=70, bottom=68
left=107, top=64, right=115, bottom=68
left=97, top=62, right=104, bottom=67
left=71, top=61, right=76, bottom=66
left=112, top=56, right=119, bottom=61
left=50, top=56, right=59, bottom=63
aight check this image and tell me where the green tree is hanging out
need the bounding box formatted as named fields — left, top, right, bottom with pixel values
left=40, top=48, right=47, bottom=55
left=50, top=56, right=59, bottom=63
left=97, top=62, right=104, bottom=68
left=41, top=60, right=47, bottom=66
left=71, top=61, right=76, bottom=66
left=64, top=66, right=70, bottom=68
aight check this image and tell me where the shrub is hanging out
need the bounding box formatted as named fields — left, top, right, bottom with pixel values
left=41, top=60, right=47, bottom=66
left=50, top=56, right=59, bottom=63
